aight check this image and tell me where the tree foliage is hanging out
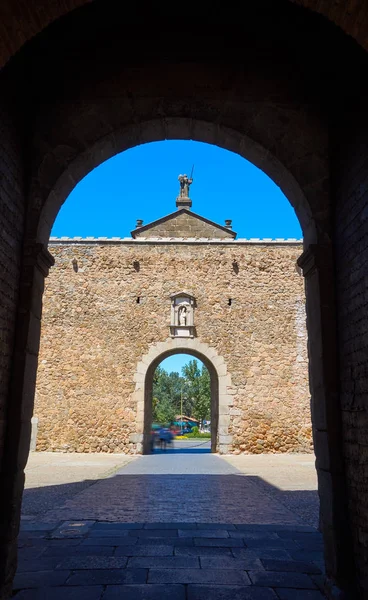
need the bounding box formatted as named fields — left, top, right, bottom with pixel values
left=152, top=360, right=211, bottom=425
left=152, top=366, right=182, bottom=424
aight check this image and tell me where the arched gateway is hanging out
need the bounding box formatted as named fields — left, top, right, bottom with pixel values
left=2, top=2, right=368, bottom=596
left=132, top=338, right=234, bottom=454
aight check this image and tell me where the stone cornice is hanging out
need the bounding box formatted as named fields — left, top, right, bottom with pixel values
left=297, top=244, right=332, bottom=277
left=49, top=237, right=303, bottom=246
left=24, top=242, right=55, bottom=276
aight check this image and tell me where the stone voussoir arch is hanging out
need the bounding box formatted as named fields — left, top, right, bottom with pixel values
left=131, top=337, right=235, bottom=455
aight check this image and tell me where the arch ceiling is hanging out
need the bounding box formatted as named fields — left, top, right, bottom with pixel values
left=0, top=0, right=367, bottom=71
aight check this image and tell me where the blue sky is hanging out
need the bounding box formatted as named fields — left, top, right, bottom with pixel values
left=52, top=140, right=302, bottom=372
left=52, top=140, right=302, bottom=240
left=159, top=355, right=202, bottom=375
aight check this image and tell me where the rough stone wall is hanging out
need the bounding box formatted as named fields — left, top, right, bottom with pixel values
left=134, top=212, right=234, bottom=239
left=335, top=90, right=368, bottom=596
left=34, top=241, right=311, bottom=455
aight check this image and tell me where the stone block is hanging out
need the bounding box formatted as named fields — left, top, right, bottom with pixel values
left=103, top=585, right=186, bottom=600
left=29, top=416, right=39, bottom=452
left=66, top=568, right=147, bottom=585
left=129, top=433, right=143, bottom=444
left=248, top=570, right=316, bottom=588
left=261, top=558, right=321, bottom=574
left=178, top=530, right=229, bottom=538
left=127, top=556, right=199, bottom=568
left=51, top=521, right=95, bottom=539
left=245, top=539, right=300, bottom=550
left=57, top=556, right=128, bottom=570
left=218, top=435, right=233, bottom=445
left=174, top=547, right=233, bottom=557
left=194, top=538, right=244, bottom=548
left=144, top=523, right=196, bottom=530
left=187, top=585, right=276, bottom=599
left=14, top=586, right=105, bottom=599
left=196, top=524, right=235, bottom=530
left=129, top=529, right=179, bottom=538
left=92, top=522, right=144, bottom=530
left=200, top=556, right=263, bottom=570
left=115, top=545, right=174, bottom=557
left=275, top=590, right=325, bottom=599
left=13, top=570, right=71, bottom=588
left=136, top=537, right=194, bottom=547
left=81, top=537, right=131, bottom=546
left=17, top=557, right=61, bottom=573
left=148, top=568, right=251, bottom=584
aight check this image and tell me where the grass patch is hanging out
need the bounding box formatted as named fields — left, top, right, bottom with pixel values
left=183, top=432, right=211, bottom=439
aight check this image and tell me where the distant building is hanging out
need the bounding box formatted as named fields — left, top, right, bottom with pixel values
left=33, top=176, right=310, bottom=455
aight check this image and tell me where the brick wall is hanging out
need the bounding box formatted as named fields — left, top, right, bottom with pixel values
left=335, top=90, right=368, bottom=595
left=0, top=98, right=25, bottom=598
left=0, top=100, right=24, bottom=458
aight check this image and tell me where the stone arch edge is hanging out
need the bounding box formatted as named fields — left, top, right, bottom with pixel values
left=35, top=117, right=316, bottom=246
left=131, top=337, right=235, bottom=455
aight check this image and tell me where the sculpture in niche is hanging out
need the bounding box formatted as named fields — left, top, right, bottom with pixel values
left=179, top=306, right=187, bottom=326
left=170, top=292, right=196, bottom=338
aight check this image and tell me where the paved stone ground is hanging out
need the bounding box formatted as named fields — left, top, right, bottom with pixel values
left=15, top=450, right=326, bottom=598
left=22, top=453, right=134, bottom=518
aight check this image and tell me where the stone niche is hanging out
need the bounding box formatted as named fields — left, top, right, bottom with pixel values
left=170, top=292, right=196, bottom=338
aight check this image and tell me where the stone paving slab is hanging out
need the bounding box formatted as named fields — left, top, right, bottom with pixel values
left=179, top=529, right=230, bottom=538
left=147, top=567, right=252, bottom=584
left=103, top=584, right=186, bottom=600
left=14, top=524, right=327, bottom=598
left=174, top=546, right=234, bottom=557
left=232, top=548, right=295, bottom=561
left=13, top=570, right=71, bottom=589
left=17, top=558, right=62, bottom=573
left=92, top=522, right=144, bottom=530
left=42, top=545, right=116, bottom=557
left=66, top=568, right=147, bottom=586
left=13, top=586, right=104, bottom=599
left=249, top=570, right=316, bottom=588
left=56, top=557, right=129, bottom=570
left=127, top=557, right=199, bottom=569
left=187, top=586, right=278, bottom=599
left=199, top=556, right=263, bottom=570
left=261, top=558, right=321, bottom=574
left=193, top=537, right=244, bottom=547
left=79, top=536, right=133, bottom=546
left=114, top=545, right=175, bottom=556
left=275, top=590, right=326, bottom=599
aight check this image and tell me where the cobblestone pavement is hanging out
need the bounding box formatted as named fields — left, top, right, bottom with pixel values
left=22, top=453, right=135, bottom=518
left=15, top=452, right=325, bottom=598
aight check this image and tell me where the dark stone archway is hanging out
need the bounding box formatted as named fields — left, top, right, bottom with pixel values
left=1, top=1, right=368, bottom=597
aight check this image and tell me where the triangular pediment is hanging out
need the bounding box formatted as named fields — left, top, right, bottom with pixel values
left=131, top=209, right=236, bottom=239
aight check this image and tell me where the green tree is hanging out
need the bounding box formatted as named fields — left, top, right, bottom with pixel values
left=195, top=364, right=211, bottom=423
left=181, top=360, right=211, bottom=424
left=152, top=360, right=211, bottom=426
left=152, top=366, right=183, bottom=424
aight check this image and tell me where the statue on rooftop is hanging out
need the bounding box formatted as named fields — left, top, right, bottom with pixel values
left=178, top=174, right=193, bottom=198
